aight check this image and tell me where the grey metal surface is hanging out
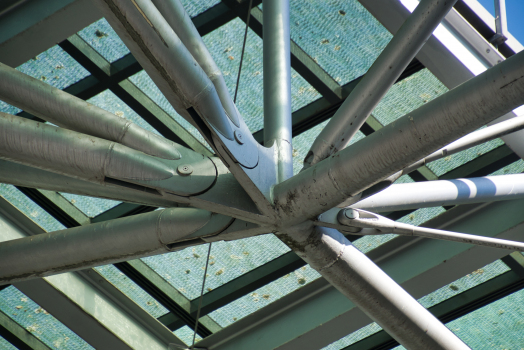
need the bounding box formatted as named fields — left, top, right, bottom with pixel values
left=403, top=114, right=524, bottom=174
left=273, top=50, right=524, bottom=224
left=335, top=208, right=524, bottom=252
left=0, top=208, right=235, bottom=284
left=280, top=223, right=469, bottom=349
left=0, top=62, right=181, bottom=160
left=263, top=0, right=293, bottom=182
left=0, top=196, right=185, bottom=349
left=152, top=0, right=240, bottom=128
left=491, top=0, right=508, bottom=45
left=303, top=0, right=457, bottom=168
left=350, top=174, right=524, bottom=212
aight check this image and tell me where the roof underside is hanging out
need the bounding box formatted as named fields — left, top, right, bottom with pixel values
left=0, top=0, right=523, bottom=349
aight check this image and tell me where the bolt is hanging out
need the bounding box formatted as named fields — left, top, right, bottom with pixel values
left=486, top=48, right=491, bottom=53
left=234, top=130, right=244, bottom=145
left=344, top=208, right=359, bottom=220
left=177, top=164, right=193, bottom=175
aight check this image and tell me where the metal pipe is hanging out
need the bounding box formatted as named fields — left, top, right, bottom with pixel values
left=302, top=0, right=458, bottom=169
left=403, top=114, right=524, bottom=174
left=0, top=112, right=216, bottom=196
left=263, top=0, right=293, bottom=182
left=0, top=208, right=234, bottom=284
left=337, top=208, right=524, bottom=252
left=351, top=174, right=524, bottom=212
left=273, top=50, right=524, bottom=225
left=279, top=223, right=470, bottom=349
left=0, top=62, right=180, bottom=160
left=95, top=0, right=234, bottom=140
left=0, top=159, right=179, bottom=208
left=151, top=0, right=240, bottom=127
left=491, top=0, right=508, bottom=45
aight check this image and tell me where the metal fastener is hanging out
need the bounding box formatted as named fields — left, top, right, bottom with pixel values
left=344, top=208, right=359, bottom=220
left=177, top=164, right=193, bottom=175
left=234, top=130, right=244, bottom=144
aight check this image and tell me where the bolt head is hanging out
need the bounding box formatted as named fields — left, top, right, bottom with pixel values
left=177, top=164, right=193, bottom=175
left=234, top=130, right=244, bottom=144
left=344, top=208, right=359, bottom=220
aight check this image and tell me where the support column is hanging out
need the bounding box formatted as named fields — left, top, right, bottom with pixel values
left=263, top=0, right=293, bottom=182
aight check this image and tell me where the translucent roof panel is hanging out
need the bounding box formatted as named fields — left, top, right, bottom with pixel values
left=179, top=0, right=222, bottom=17
left=202, top=18, right=320, bottom=133
left=323, top=259, right=510, bottom=350
left=94, top=265, right=168, bottom=318
left=0, top=335, right=16, bottom=350
left=0, top=184, right=65, bottom=233
left=490, top=159, right=524, bottom=175
left=78, top=18, right=130, bottom=63
left=208, top=264, right=321, bottom=327
left=16, top=45, right=90, bottom=90
left=289, top=0, right=392, bottom=85
left=394, top=286, right=524, bottom=349
left=174, top=325, right=203, bottom=347
left=0, top=286, right=93, bottom=349
left=59, top=193, right=120, bottom=218
left=142, top=233, right=290, bottom=300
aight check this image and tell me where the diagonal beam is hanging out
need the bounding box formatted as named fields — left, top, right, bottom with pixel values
left=273, top=50, right=524, bottom=225
left=0, top=208, right=232, bottom=284
left=0, top=196, right=186, bottom=349
left=0, top=309, right=51, bottom=350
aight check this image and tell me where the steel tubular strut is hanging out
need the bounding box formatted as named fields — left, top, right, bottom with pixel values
left=2, top=0, right=524, bottom=349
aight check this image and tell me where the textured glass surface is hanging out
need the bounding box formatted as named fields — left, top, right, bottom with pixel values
left=394, top=287, right=524, bottom=349
left=0, top=100, right=21, bottom=115
left=208, top=264, right=321, bottom=327
left=0, top=184, right=65, bottom=233
left=180, top=0, right=221, bottom=17
left=174, top=325, right=202, bottom=347
left=0, top=286, right=93, bottom=350
left=78, top=18, right=130, bottom=63
left=321, top=323, right=382, bottom=350
left=202, top=18, right=321, bottom=133
left=419, top=260, right=510, bottom=309
left=490, top=159, right=524, bottom=175
left=0, top=334, right=16, bottom=350
left=94, top=265, right=168, bottom=318
left=59, top=193, right=120, bottom=218
left=142, top=234, right=289, bottom=300
left=372, top=69, right=448, bottom=126
left=289, top=0, right=391, bottom=85
left=17, top=46, right=90, bottom=90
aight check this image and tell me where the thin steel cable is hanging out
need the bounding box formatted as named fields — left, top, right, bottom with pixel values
left=233, top=0, right=254, bottom=103
left=190, top=242, right=212, bottom=350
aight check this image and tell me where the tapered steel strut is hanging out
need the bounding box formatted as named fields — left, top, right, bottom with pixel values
left=263, top=0, right=293, bottom=182
left=303, top=0, right=458, bottom=169
left=0, top=208, right=234, bottom=284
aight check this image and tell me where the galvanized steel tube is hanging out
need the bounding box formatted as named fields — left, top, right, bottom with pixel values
left=151, top=0, right=240, bottom=127
left=0, top=208, right=214, bottom=284
left=0, top=62, right=180, bottom=160
left=273, top=50, right=524, bottom=225
left=280, top=224, right=470, bottom=350
left=352, top=174, right=524, bottom=212
left=263, top=0, right=293, bottom=182
left=303, top=0, right=457, bottom=168
left=0, top=112, right=173, bottom=184
left=403, top=115, right=524, bottom=174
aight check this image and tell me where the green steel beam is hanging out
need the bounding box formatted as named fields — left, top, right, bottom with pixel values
left=0, top=309, right=51, bottom=350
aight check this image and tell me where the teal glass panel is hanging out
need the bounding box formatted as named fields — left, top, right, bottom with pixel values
left=0, top=335, right=16, bottom=350
left=289, top=0, right=391, bottom=85
left=0, top=286, right=93, bottom=349
left=174, top=325, right=202, bottom=347
left=78, top=18, right=129, bottom=63
left=142, top=234, right=289, bottom=300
